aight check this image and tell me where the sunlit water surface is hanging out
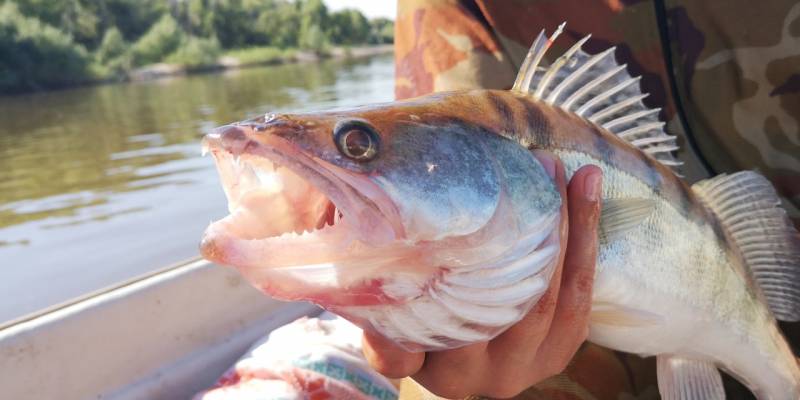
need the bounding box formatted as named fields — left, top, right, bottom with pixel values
left=0, top=55, right=394, bottom=323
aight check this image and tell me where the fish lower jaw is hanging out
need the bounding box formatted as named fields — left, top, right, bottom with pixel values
left=200, top=214, right=352, bottom=269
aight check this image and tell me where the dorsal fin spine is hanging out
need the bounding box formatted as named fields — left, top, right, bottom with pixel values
left=547, top=46, right=616, bottom=104
left=644, top=144, right=679, bottom=155
left=512, top=22, right=682, bottom=172
left=534, top=34, right=592, bottom=98
left=515, top=23, right=565, bottom=92
left=577, top=76, right=640, bottom=116
left=590, top=94, right=650, bottom=122
left=561, top=63, right=624, bottom=110
left=601, top=109, right=660, bottom=130
left=630, top=135, right=676, bottom=147
left=657, top=159, right=684, bottom=167
left=512, top=29, right=547, bottom=92
left=618, top=122, right=666, bottom=139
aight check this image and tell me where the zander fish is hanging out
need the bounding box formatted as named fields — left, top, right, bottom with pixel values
left=200, top=24, right=800, bottom=399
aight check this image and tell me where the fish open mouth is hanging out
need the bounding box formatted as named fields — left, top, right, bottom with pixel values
left=200, top=124, right=400, bottom=270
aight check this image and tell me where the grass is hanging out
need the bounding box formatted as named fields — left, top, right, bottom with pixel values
left=223, top=46, right=298, bottom=65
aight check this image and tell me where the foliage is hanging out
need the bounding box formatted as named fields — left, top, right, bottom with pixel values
left=1, top=0, right=394, bottom=93
left=369, top=18, right=394, bottom=44
left=299, top=23, right=328, bottom=53
left=96, top=27, right=127, bottom=64
left=254, top=1, right=300, bottom=48
left=328, top=9, right=369, bottom=45
left=0, top=1, right=95, bottom=93
left=166, top=36, right=221, bottom=68
left=129, top=14, right=183, bottom=66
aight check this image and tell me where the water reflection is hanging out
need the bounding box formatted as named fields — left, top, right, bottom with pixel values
left=0, top=54, right=394, bottom=322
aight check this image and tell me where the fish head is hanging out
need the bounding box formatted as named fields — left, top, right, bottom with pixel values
left=201, top=93, right=562, bottom=350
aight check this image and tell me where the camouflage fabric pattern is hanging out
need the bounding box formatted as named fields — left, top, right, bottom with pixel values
left=394, top=1, right=800, bottom=399
left=398, top=344, right=660, bottom=400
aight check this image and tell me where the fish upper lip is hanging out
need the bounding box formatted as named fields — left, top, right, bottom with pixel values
left=202, top=124, right=402, bottom=247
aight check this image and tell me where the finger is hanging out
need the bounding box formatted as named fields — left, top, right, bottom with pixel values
left=558, top=165, right=601, bottom=325
left=534, top=165, right=601, bottom=375
left=489, top=151, right=568, bottom=353
left=412, top=343, right=489, bottom=399
left=362, top=331, right=424, bottom=379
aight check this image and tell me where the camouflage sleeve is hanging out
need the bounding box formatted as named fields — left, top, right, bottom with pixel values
left=663, top=0, right=800, bottom=228
left=394, top=0, right=516, bottom=100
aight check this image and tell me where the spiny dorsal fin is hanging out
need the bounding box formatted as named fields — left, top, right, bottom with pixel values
left=693, top=171, right=800, bottom=321
left=512, top=23, right=683, bottom=173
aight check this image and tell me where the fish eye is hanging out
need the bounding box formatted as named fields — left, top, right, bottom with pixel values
left=333, top=120, right=380, bottom=162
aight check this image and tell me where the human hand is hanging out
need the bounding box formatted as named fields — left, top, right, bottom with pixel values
left=361, top=152, right=602, bottom=399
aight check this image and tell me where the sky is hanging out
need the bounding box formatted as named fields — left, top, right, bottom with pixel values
left=322, top=0, right=396, bottom=20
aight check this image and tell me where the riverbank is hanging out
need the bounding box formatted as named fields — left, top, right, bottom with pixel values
left=128, top=45, right=393, bottom=82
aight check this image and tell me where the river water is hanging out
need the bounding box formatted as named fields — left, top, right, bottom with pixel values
left=0, top=54, right=394, bottom=323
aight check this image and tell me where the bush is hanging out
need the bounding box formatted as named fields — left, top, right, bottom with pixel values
left=298, top=24, right=328, bottom=53
left=96, top=27, right=128, bottom=64
left=129, top=14, right=183, bottom=66
left=0, top=2, right=95, bottom=93
left=369, top=18, right=394, bottom=44
left=166, top=36, right=221, bottom=68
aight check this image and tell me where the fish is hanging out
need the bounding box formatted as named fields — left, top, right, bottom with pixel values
left=200, top=24, right=800, bottom=399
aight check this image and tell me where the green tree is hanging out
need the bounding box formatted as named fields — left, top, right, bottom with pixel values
left=129, top=14, right=183, bottom=66
left=328, top=9, right=369, bottom=45
left=102, top=0, right=166, bottom=42
left=96, top=27, right=127, bottom=64
left=0, top=1, right=93, bottom=93
left=299, top=23, right=327, bottom=53
left=255, top=0, right=300, bottom=47
left=171, top=0, right=214, bottom=37
left=210, top=0, right=251, bottom=48
left=369, top=17, right=394, bottom=44
left=298, top=0, right=329, bottom=52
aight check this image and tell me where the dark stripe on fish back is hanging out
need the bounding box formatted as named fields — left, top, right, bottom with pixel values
left=640, top=154, right=664, bottom=195
left=485, top=91, right=515, bottom=136
left=585, top=122, right=616, bottom=169
left=510, top=94, right=552, bottom=149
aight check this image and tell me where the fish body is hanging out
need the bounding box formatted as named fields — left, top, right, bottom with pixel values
left=201, top=26, right=800, bottom=399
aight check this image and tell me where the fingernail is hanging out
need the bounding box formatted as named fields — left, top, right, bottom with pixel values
left=584, top=171, right=602, bottom=202
left=533, top=150, right=556, bottom=178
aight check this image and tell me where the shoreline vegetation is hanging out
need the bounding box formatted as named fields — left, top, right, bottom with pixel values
left=128, top=44, right=393, bottom=82
left=0, top=0, right=394, bottom=95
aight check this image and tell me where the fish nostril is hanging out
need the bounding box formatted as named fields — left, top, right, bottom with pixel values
left=218, top=124, right=247, bottom=141
left=211, top=124, right=251, bottom=154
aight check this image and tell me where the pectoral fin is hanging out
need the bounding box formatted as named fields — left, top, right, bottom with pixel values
left=599, top=198, right=655, bottom=244
left=657, top=355, right=725, bottom=400
left=590, top=302, right=664, bottom=327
